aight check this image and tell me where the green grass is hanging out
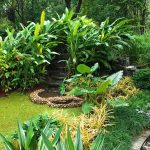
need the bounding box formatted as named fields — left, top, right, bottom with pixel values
left=0, top=92, right=82, bottom=135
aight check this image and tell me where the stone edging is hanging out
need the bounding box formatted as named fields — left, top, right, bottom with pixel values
left=132, top=130, right=150, bottom=150
left=30, top=89, right=83, bottom=108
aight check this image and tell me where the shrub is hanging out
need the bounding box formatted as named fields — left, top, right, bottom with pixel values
left=0, top=12, right=59, bottom=91
left=0, top=119, right=115, bottom=150
left=51, top=104, right=111, bottom=149
left=0, top=18, right=13, bottom=37
left=12, top=114, right=58, bottom=141
left=129, top=91, right=150, bottom=110
left=133, top=68, right=150, bottom=90
left=124, top=33, right=150, bottom=67
left=64, top=63, right=123, bottom=106
left=107, top=77, right=139, bottom=100
left=0, top=10, right=133, bottom=90
left=54, top=9, right=133, bottom=72
left=103, top=106, right=150, bottom=150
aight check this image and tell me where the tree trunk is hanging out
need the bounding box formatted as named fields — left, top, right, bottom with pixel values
left=20, top=0, right=25, bottom=24
left=75, top=0, right=82, bottom=15
left=140, top=1, right=147, bottom=34
left=6, top=7, right=16, bottom=24
left=31, top=0, right=34, bottom=21
left=65, top=0, right=71, bottom=9
left=72, top=0, right=83, bottom=18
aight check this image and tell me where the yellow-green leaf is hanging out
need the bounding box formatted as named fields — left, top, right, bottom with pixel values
left=40, top=11, right=45, bottom=27
left=37, top=43, right=42, bottom=54
left=34, top=23, right=40, bottom=37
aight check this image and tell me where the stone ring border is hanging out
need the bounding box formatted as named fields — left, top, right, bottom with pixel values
left=29, top=89, right=83, bottom=108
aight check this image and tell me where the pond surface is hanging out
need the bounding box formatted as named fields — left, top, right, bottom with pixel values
left=0, top=92, right=81, bottom=135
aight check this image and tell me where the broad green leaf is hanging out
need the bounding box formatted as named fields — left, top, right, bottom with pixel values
left=67, top=87, right=83, bottom=96
left=65, top=74, right=82, bottom=83
left=5, top=72, right=10, bottom=78
left=96, top=80, right=112, bottom=94
left=65, top=127, right=75, bottom=150
left=28, top=135, right=37, bottom=150
left=40, top=11, right=45, bottom=27
left=0, top=133, right=16, bottom=150
left=107, top=99, right=129, bottom=107
left=17, top=121, right=26, bottom=150
left=90, top=63, right=99, bottom=73
left=82, top=102, right=94, bottom=114
left=107, top=71, right=123, bottom=86
left=74, top=126, right=83, bottom=150
left=67, top=87, right=94, bottom=96
left=90, top=133, right=104, bottom=150
left=38, top=121, right=53, bottom=150
left=77, top=64, right=91, bottom=74
left=56, top=138, right=65, bottom=150
left=41, top=132, right=54, bottom=150
left=68, top=10, right=74, bottom=20
left=52, top=126, right=63, bottom=146
left=26, top=122, right=34, bottom=148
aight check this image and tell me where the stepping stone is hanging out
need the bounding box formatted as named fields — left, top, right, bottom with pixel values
left=51, top=76, right=65, bottom=80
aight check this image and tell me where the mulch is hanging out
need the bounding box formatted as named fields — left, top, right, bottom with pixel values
left=0, top=89, right=6, bottom=98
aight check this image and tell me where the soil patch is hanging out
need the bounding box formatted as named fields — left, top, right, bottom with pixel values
left=0, top=89, right=6, bottom=98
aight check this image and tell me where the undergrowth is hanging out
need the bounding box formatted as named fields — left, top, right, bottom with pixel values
left=103, top=91, right=150, bottom=150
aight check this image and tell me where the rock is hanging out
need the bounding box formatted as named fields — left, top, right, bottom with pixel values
left=132, top=130, right=150, bottom=150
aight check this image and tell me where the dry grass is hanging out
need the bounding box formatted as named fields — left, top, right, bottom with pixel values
left=51, top=104, right=112, bottom=148
left=107, top=77, right=139, bottom=100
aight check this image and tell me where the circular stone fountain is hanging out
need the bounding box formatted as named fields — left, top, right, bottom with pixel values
left=30, top=88, right=83, bottom=108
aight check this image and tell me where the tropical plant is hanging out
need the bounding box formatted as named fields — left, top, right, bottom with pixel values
left=0, top=120, right=118, bottom=150
left=65, top=63, right=123, bottom=105
left=107, top=77, right=139, bottom=100
left=0, top=11, right=59, bottom=91
left=133, top=68, right=150, bottom=90
left=87, top=18, right=133, bottom=69
left=12, top=115, right=58, bottom=141
left=0, top=18, right=13, bottom=37
left=51, top=104, right=111, bottom=148
left=82, top=0, right=148, bottom=34
left=41, top=126, right=107, bottom=150
left=58, top=9, right=98, bottom=73
left=103, top=105, right=150, bottom=150
left=125, top=33, right=150, bottom=67
left=59, top=9, right=132, bottom=71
